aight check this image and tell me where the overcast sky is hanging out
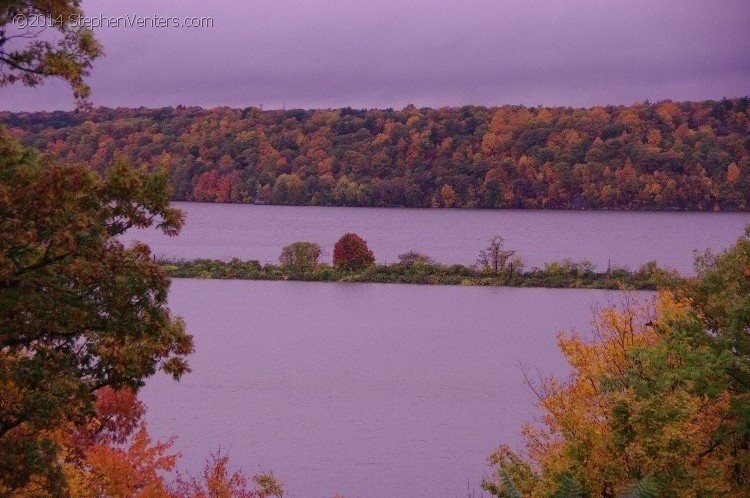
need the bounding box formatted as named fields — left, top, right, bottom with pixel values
left=2, top=0, right=749, bottom=111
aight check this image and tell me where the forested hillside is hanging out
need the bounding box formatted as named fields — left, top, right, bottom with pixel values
left=3, top=98, right=749, bottom=210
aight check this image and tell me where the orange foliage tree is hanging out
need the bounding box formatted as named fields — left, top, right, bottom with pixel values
left=55, top=388, right=284, bottom=498
left=484, top=228, right=750, bottom=497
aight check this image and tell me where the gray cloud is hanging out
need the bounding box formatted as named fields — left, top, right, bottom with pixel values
left=2, top=0, right=749, bottom=111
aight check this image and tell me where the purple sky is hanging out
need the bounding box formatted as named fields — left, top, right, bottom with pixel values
left=3, top=0, right=749, bottom=111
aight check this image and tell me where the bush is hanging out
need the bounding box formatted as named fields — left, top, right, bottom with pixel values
left=279, top=241, right=322, bottom=274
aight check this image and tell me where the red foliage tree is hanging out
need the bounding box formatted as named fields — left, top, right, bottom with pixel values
left=333, top=233, right=375, bottom=271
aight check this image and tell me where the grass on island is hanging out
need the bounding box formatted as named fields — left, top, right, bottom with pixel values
left=159, top=257, right=681, bottom=291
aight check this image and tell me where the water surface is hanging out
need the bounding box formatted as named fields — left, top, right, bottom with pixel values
left=141, top=280, right=648, bottom=498
left=133, top=204, right=745, bottom=496
left=123, top=202, right=749, bottom=273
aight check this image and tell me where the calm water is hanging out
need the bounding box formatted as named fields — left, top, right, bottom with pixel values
left=134, top=204, right=745, bottom=496
left=141, top=280, right=650, bottom=498
left=123, top=202, right=749, bottom=273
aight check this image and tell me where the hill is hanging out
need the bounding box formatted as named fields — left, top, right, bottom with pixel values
left=2, top=98, right=749, bottom=210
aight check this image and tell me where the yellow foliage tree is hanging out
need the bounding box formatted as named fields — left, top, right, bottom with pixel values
left=485, top=228, right=750, bottom=497
left=439, top=184, right=458, bottom=208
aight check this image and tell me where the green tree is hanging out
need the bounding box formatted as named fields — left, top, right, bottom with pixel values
left=0, top=0, right=103, bottom=106
left=278, top=241, right=322, bottom=275
left=687, top=226, right=750, bottom=468
left=271, top=173, right=303, bottom=204
left=0, top=131, right=194, bottom=494
left=484, top=227, right=750, bottom=497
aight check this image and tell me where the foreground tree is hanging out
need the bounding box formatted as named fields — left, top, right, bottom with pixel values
left=0, top=0, right=103, bottom=105
left=0, top=130, right=194, bottom=493
left=484, top=228, right=750, bottom=497
left=66, top=388, right=177, bottom=497
left=174, top=453, right=284, bottom=498
left=20, top=386, right=285, bottom=497
left=0, top=8, right=280, bottom=495
left=278, top=241, right=322, bottom=275
left=333, top=233, right=375, bottom=271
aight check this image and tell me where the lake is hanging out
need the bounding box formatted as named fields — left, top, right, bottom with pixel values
left=141, top=280, right=648, bottom=497
left=123, top=202, right=749, bottom=273
left=134, top=204, right=747, bottom=497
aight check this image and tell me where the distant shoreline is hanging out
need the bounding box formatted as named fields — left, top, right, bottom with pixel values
left=162, top=199, right=748, bottom=213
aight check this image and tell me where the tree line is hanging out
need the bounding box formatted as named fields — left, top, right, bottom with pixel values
left=2, top=97, right=749, bottom=211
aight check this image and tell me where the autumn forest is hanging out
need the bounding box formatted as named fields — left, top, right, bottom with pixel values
left=3, top=97, right=749, bottom=211
left=3, top=0, right=750, bottom=496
